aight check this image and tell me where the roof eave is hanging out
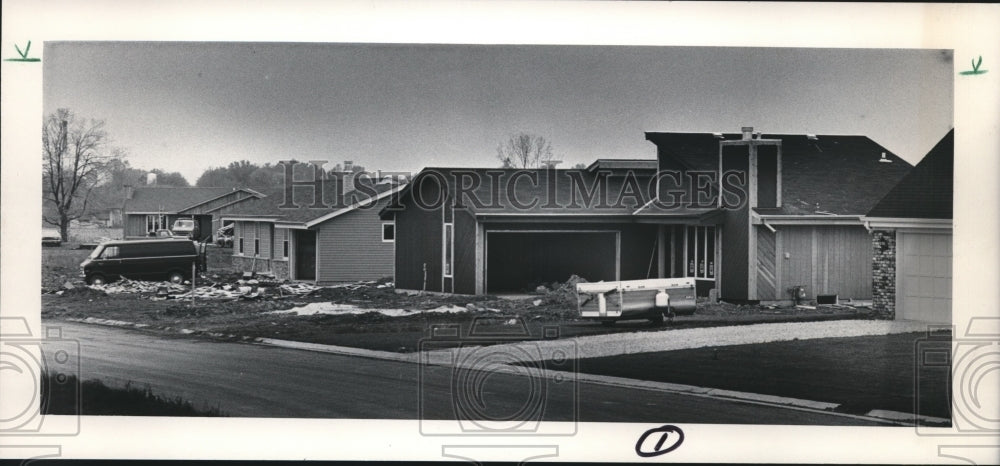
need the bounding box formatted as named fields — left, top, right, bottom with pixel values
left=753, top=214, right=865, bottom=226
left=862, top=216, right=953, bottom=230
left=303, top=184, right=407, bottom=228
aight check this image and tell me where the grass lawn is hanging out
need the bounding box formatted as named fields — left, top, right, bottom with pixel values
left=542, top=331, right=952, bottom=420
left=42, top=372, right=225, bottom=416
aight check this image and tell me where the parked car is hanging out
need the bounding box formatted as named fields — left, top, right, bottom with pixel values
left=216, top=224, right=234, bottom=247
left=42, top=228, right=62, bottom=247
left=171, top=218, right=199, bottom=239
left=149, top=229, right=174, bottom=238
left=80, top=238, right=206, bottom=285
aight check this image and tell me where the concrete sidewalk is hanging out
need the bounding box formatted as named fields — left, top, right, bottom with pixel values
left=420, top=319, right=932, bottom=365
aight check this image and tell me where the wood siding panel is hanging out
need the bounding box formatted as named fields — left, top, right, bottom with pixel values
left=453, top=209, right=477, bottom=294
left=756, top=226, right=777, bottom=299
left=258, top=223, right=271, bottom=259
left=779, top=226, right=814, bottom=298
left=124, top=214, right=146, bottom=237
left=778, top=226, right=871, bottom=300
left=274, top=228, right=289, bottom=259
left=720, top=144, right=750, bottom=300
left=394, top=183, right=444, bottom=292
left=315, top=198, right=395, bottom=283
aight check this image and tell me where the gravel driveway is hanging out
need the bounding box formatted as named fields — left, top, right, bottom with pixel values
left=422, top=320, right=933, bottom=365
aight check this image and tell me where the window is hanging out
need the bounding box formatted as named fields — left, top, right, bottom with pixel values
left=686, top=226, right=716, bottom=279
left=100, top=246, right=120, bottom=259
left=382, top=223, right=395, bottom=242
left=255, top=238, right=260, bottom=256
left=254, top=223, right=260, bottom=256
left=283, top=237, right=289, bottom=258
left=239, top=238, right=244, bottom=254
left=145, top=214, right=166, bottom=234
left=443, top=223, right=453, bottom=277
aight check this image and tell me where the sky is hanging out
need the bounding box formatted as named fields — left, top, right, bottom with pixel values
left=43, top=43, right=953, bottom=184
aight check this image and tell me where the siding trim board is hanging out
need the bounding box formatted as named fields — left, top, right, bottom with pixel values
left=864, top=217, right=952, bottom=230
left=755, top=215, right=865, bottom=226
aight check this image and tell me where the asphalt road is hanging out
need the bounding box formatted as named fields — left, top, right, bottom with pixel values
left=41, top=321, right=885, bottom=425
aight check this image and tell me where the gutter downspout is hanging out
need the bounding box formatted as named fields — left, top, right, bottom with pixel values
left=762, top=220, right=777, bottom=233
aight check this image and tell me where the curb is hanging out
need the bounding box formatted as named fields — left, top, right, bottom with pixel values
left=865, top=409, right=951, bottom=426
left=253, top=337, right=419, bottom=363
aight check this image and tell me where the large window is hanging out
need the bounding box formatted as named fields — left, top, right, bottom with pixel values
left=686, top=226, right=716, bottom=279
left=443, top=223, right=453, bottom=277
left=145, top=214, right=167, bottom=234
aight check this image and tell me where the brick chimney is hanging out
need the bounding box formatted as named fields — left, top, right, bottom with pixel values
left=124, top=184, right=134, bottom=199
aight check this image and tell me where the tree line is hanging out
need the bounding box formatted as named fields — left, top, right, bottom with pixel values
left=43, top=108, right=565, bottom=240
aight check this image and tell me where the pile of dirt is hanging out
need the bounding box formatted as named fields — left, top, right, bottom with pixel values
left=537, top=275, right=587, bottom=308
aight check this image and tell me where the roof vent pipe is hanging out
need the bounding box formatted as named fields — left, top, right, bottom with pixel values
left=741, top=126, right=753, bottom=140
left=878, top=152, right=892, bottom=163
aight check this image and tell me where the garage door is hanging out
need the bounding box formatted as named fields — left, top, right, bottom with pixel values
left=896, top=232, right=952, bottom=323
left=486, top=231, right=618, bottom=293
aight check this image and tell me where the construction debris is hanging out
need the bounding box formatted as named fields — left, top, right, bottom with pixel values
left=91, top=279, right=187, bottom=295
left=280, top=283, right=321, bottom=295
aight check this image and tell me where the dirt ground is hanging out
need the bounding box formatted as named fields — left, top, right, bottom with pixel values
left=42, top=244, right=874, bottom=352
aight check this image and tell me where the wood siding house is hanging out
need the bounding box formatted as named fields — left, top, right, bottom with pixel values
left=122, top=187, right=262, bottom=241
left=221, top=178, right=404, bottom=283
left=385, top=127, right=914, bottom=303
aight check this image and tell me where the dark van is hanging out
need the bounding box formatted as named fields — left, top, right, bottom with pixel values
left=80, top=238, right=205, bottom=285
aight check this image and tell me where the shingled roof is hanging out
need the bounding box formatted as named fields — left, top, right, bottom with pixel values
left=123, top=187, right=259, bottom=213
left=224, top=179, right=403, bottom=225
left=867, top=129, right=953, bottom=219
left=389, top=167, right=674, bottom=218
left=645, top=132, right=914, bottom=215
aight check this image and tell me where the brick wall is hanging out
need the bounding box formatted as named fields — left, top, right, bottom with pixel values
left=872, top=230, right=896, bottom=319
left=231, top=255, right=291, bottom=280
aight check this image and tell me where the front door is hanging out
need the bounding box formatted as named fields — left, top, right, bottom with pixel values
left=294, top=230, right=316, bottom=280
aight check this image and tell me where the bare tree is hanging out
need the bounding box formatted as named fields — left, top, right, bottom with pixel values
left=496, top=132, right=554, bottom=168
left=42, top=109, right=117, bottom=241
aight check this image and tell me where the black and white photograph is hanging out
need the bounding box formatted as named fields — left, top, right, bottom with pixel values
left=2, top=2, right=998, bottom=464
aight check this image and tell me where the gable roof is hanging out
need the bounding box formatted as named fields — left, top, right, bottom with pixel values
left=123, top=187, right=260, bottom=213
left=586, top=159, right=658, bottom=172
left=222, top=179, right=404, bottom=225
left=867, top=129, right=953, bottom=219
left=645, top=132, right=914, bottom=215
left=383, top=167, right=720, bottom=221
